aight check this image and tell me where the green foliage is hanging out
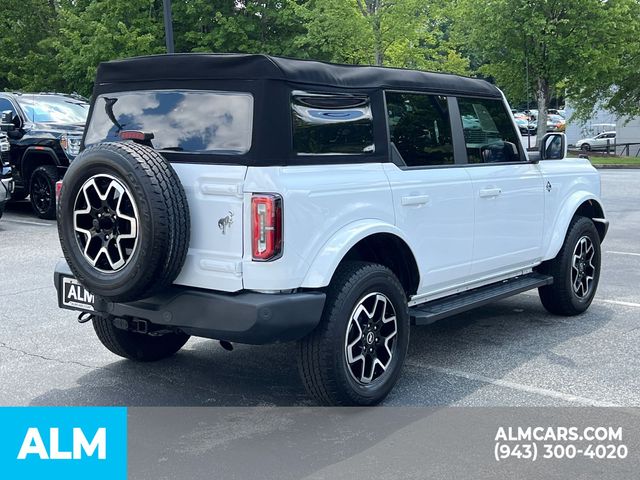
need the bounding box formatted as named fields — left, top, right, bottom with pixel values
left=0, top=0, right=636, bottom=119
left=0, top=0, right=59, bottom=91
left=454, top=0, right=640, bottom=120
left=51, top=0, right=165, bottom=96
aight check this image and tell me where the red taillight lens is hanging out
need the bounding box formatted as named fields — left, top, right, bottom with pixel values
left=55, top=180, right=63, bottom=203
left=251, top=194, right=283, bottom=261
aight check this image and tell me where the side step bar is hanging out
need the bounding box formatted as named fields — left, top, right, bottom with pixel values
left=409, top=273, right=553, bottom=325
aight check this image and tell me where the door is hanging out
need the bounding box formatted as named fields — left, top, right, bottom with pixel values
left=383, top=92, right=475, bottom=296
left=456, top=96, right=544, bottom=278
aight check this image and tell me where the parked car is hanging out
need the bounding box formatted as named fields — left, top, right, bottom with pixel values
left=548, top=108, right=566, bottom=118
left=514, top=116, right=537, bottom=135
left=0, top=93, right=88, bottom=219
left=54, top=54, right=607, bottom=406
left=546, top=114, right=566, bottom=132
left=0, top=133, right=12, bottom=219
left=575, top=131, right=616, bottom=151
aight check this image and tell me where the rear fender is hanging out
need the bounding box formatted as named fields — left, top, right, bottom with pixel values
left=301, top=220, right=414, bottom=288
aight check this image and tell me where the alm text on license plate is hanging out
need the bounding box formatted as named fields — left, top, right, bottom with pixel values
left=61, top=276, right=95, bottom=311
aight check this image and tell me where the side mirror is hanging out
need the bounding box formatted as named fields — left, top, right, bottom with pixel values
left=0, top=110, right=15, bottom=132
left=540, top=133, right=566, bottom=160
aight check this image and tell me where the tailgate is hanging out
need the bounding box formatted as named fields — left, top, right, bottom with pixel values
left=171, top=164, right=247, bottom=292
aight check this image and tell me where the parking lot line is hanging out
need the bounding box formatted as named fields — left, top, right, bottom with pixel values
left=606, top=250, right=640, bottom=257
left=412, top=364, right=621, bottom=407
left=598, top=299, right=640, bottom=308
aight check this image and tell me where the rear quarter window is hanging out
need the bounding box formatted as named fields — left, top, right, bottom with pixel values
left=84, top=90, right=253, bottom=154
left=291, top=91, right=375, bottom=155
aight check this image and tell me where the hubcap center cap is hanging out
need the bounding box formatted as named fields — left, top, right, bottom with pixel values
left=366, top=331, right=375, bottom=345
left=98, top=215, right=115, bottom=232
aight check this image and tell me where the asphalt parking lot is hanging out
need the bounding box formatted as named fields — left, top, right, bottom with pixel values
left=0, top=169, right=638, bottom=407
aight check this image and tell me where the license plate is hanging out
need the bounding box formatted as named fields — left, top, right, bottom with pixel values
left=60, top=276, right=95, bottom=311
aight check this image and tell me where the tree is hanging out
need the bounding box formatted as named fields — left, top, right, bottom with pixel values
left=51, top=0, right=165, bottom=96
left=298, top=0, right=470, bottom=73
left=0, top=0, right=60, bottom=92
left=569, top=1, right=640, bottom=119
left=174, top=0, right=308, bottom=57
left=455, top=0, right=638, bottom=143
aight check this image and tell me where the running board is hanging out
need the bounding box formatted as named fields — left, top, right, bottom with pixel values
left=409, top=273, right=553, bottom=325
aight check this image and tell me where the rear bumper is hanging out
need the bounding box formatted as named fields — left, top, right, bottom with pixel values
left=54, top=260, right=326, bottom=345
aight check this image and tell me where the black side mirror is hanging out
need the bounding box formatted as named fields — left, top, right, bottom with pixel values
left=540, top=133, right=566, bottom=160
left=0, top=110, right=15, bottom=132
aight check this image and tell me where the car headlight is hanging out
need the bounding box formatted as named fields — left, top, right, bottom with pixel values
left=60, top=135, right=82, bottom=159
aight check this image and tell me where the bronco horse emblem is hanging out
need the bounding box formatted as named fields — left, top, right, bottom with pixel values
left=218, top=211, right=234, bottom=235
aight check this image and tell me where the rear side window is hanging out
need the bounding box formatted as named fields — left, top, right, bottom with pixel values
left=292, top=92, right=374, bottom=155
left=385, top=92, right=453, bottom=167
left=457, top=97, right=523, bottom=164
left=84, top=90, right=253, bottom=154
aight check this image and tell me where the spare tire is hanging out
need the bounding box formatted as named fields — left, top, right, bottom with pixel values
left=57, top=141, right=190, bottom=302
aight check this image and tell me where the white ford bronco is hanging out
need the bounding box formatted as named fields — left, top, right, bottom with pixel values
left=54, top=54, right=608, bottom=405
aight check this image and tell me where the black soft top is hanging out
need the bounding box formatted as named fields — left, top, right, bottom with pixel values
left=95, top=53, right=501, bottom=98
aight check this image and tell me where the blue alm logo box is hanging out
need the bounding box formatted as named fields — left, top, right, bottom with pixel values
left=0, top=407, right=127, bottom=479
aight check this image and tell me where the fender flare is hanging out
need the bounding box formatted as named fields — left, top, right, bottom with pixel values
left=21, top=146, right=62, bottom=186
left=23, top=146, right=62, bottom=166
left=301, top=219, right=416, bottom=288
left=543, top=191, right=605, bottom=260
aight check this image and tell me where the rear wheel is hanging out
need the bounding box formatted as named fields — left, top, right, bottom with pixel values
left=30, top=165, right=58, bottom=219
left=298, top=262, right=409, bottom=406
left=538, top=216, right=601, bottom=315
left=93, top=316, right=189, bottom=361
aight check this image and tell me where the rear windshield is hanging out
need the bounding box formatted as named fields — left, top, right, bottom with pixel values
left=84, top=90, right=253, bottom=154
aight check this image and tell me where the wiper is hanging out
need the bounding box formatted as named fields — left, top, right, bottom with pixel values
left=104, top=97, right=124, bottom=132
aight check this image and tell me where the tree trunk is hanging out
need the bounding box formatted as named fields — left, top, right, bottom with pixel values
left=536, top=77, right=549, bottom=148
left=371, top=8, right=383, bottom=65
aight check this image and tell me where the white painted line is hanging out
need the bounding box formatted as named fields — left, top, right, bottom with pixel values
left=520, top=290, right=640, bottom=308
left=410, top=363, right=620, bottom=407
left=3, top=218, right=52, bottom=227
left=606, top=250, right=640, bottom=257
left=598, top=299, right=640, bottom=308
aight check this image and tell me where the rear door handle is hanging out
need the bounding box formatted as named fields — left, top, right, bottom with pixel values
left=479, top=187, right=502, bottom=198
left=401, top=194, right=430, bottom=206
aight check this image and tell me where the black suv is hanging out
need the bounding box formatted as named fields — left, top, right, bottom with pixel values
left=0, top=93, right=88, bottom=218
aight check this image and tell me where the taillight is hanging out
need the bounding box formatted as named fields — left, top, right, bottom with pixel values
left=251, top=194, right=283, bottom=261
left=55, top=180, right=63, bottom=203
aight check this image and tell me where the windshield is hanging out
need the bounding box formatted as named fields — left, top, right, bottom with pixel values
left=17, top=95, right=88, bottom=124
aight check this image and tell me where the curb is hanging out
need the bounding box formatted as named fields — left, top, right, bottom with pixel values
left=591, top=164, right=640, bottom=169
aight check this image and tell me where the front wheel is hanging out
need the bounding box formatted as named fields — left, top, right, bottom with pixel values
left=581, top=143, right=591, bottom=152
left=538, top=216, right=601, bottom=316
left=298, top=262, right=410, bottom=406
left=30, top=165, right=58, bottom=219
